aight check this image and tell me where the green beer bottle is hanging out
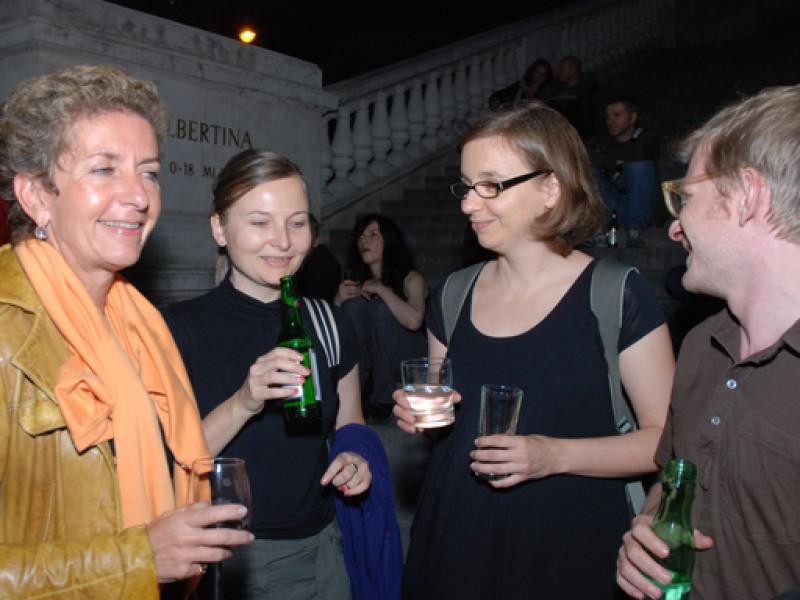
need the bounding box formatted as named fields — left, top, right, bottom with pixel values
left=277, top=276, right=321, bottom=432
left=648, top=459, right=697, bottom=600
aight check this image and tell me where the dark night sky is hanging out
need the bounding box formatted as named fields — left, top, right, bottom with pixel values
left=107, top=0, right=579, bottom=83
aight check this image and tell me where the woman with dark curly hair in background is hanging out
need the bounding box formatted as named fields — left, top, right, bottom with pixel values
left=335, top=214, right=427, bottom=419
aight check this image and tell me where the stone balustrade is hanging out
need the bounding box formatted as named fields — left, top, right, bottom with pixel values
left=320, top=0, right=665, bottom=223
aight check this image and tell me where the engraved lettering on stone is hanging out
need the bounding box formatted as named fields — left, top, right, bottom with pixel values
left=168, top=118, right=253, bottom=149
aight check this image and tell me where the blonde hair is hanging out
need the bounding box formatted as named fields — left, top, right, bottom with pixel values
left=0, top=65, right=168, bottom=243
left=676, top=85, right=800, bottom=242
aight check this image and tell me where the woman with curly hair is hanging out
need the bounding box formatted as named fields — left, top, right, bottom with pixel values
left=335, top=214, right=427, bottom=418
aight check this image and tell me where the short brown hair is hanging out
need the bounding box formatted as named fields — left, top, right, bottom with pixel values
left=676, top=85, right=800, bottom=243
left=212, top=149, right=306, bottom=222
left=0, top=65, right=168, bottom=243
left=458, top=104, right=604, bottom=255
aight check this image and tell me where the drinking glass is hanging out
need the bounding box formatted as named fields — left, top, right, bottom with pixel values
left=400, top=357, right=455, bottom=428
left=188, top=457, right=252, bottom=600
left=475, top=384, right=524, bottom=480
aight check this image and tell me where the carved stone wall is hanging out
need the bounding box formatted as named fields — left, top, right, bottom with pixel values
left=0, top=0, right=337, bottom=304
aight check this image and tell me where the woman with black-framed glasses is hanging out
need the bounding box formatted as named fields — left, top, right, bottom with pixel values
left=393, top=104, right=675, bottom=599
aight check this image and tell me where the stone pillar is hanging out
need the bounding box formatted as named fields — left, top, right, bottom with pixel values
left=370, top=91, right=392, bottom=177
left=388, top=84, right=410, bottom=167
left=406, top=79, right=426, bottom=159
left=453, top=61, right=471, bottom=124
left=349, top=99, right=374, bottom=187
left=329, top=106, right=356, bottom=196
left=467, top=56, right=484, bottom=120
left=422, top=72, right=442, bottom=151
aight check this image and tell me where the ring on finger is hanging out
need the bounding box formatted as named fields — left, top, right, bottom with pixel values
left=198, top=563, right=208, bottom=575
left=350, top=462, right=358, bottom=473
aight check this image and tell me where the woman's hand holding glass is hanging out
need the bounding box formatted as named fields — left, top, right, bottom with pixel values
left=335, top=279, right=362, bottom=305
left=146, top=501, right=253, bottom=583
left=155, top=458, right=253, bottom=590
left=392, top=387, right=463, bottom=434
left=471, top=434, right=562, bottom=488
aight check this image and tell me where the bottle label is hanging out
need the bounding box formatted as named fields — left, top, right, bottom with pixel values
left=283, top=349, right=321, bottom=406
left=308, top=349, right=321, bottom=402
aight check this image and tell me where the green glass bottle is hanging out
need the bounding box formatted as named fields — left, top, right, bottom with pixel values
left=277, top=276, right=321, bottom=432
left=648, top=459, right=697, bottom=600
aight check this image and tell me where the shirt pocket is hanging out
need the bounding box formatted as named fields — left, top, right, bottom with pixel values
left=721, top=415, right=800, bottom=543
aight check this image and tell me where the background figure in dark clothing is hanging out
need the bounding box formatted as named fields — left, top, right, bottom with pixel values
left=489, top=58, right=553, bottom=111
left=587, top=96, right=661, bottom=247
left=335, top=214, right=427, bottom=419
left=294, top=214, right=342, bottom=303
left=548, top=54, right=597, bottom=140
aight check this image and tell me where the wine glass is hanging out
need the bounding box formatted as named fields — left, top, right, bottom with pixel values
left=188, top=457, right=252, bottom=600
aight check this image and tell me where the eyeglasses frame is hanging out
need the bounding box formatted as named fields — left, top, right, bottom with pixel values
left=661, top=172, right=717, bottom=219
left=449, top=169, right=552, bottom=200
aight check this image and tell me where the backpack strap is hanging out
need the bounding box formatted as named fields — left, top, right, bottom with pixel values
left=441, top=262, right=486, bottom=346
left=589, top=258, right=644, bottom=514
left=302, top=297, right=340, bottom=368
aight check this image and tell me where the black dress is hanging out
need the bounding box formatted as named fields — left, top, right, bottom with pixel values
left=403, top=260, right=665, bottom=599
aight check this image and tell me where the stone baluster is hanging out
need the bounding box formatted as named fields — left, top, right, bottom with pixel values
left=621, top=6, right=636, bottom=56
left=438, top=68, right=457, bottom=141
left=348, top=99, right=374, bottom=187
left=643, top=0, right=658, bottom=43
left=560, top=17, right=579, bottom=58
left=493, top=51, right=508, bottom=90
left=582, top=15, right=600, bottom=71
left=453, top=61, right=470, bottom=124
left=406, top=79, right=426, bottom=159
left=467, top=55, right=484, bottom=120
left=388, top=84, right=410, bottom=168
left=642, top=1, right=659, bottom=45
left=591, top=11, right=606, bottom=66
left=596, top=8, right=613, bottom=63
left=328, top=106, right=355, bottom=197
left=480, top=53, right=495, bottom=110
left=319, top=115, right=334, bottom=205
left=505, top=45, right=519, bottom=83
left=370, top=91, right=392, bottom=177
left=574, top=17, right=589, bottom=61
left=630, top=3, right=646, bottom=50
left=608, top=6, right=624, bottom=61
left=423, top=71, right=442, bottom=150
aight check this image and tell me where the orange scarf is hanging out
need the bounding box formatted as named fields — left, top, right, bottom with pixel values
left=15, top=239, right=210, bottom=528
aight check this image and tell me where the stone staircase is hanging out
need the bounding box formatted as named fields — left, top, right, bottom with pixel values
left=327, top=19, right=800, bottom=350
left=345, top=17, right=800, bottom=558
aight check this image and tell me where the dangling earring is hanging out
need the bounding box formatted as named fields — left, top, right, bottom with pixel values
left=34, top=225, right=48, bottom=240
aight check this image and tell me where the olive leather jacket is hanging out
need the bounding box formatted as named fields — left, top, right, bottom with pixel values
left=0, top=244, right=158, bottom=598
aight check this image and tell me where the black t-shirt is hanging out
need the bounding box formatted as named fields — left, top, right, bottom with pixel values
left=404, top=260, right=665, bottom=599
left=162, top=276, right=358, bottom=539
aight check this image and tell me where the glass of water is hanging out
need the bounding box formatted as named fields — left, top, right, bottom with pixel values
left=400, top=357, right=455, bottom=429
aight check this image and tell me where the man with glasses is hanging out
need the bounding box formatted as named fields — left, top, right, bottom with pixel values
left=616, top=85, right=800, bottom=599
left=587, top=96, right=661, bottom=248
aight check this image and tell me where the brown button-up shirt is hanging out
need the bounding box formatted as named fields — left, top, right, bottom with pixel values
left=656, top=309, right=800, bottom=600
